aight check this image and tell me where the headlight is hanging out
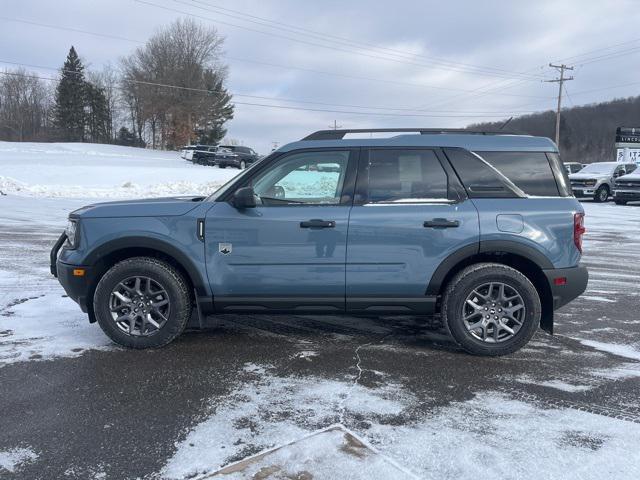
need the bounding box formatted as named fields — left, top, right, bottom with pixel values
left=65, top=219, right=78, bottom=248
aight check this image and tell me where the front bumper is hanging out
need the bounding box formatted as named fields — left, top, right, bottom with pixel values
left=613, top=189, right=640, bottom=201
left=51, top=232, right=92, bottom=312
left=543, top=265, right=588, bottom=310
left=56, top=260, right=93, bottom=312
left=571, top=188, right=596, bottom=197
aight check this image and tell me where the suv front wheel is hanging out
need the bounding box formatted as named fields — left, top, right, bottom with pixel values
left=442, top=263, right=541, bottom=356
left=594, top=185, right=609, bottom=202
left=93, top=257, right=192, bottom=348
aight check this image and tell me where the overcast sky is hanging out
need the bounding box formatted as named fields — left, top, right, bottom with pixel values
left=2, top=0, right=640, bottom=153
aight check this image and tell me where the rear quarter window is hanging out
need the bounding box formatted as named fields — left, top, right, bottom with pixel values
left=476, top=151, right=562, bottom=197
left=443, top=148, right=519, bottom=198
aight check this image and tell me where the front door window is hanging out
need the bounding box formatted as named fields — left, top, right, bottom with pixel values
left=252, top=151, right=349, bottom=205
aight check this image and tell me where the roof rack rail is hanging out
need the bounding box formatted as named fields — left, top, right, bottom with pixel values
left=301, top=128, right=520, bottom=141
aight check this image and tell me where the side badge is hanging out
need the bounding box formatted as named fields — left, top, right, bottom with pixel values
left=219, top=243, right=232, bottom=255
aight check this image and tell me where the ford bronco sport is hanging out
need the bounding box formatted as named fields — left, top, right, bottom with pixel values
left=51, top=128, right=588, bottom=356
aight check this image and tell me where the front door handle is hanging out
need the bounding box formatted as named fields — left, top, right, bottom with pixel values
left=300, top=219, right=336, bottom=229
left=423, top=218, right=460, bottom=228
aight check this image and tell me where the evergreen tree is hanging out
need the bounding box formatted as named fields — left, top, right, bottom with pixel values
left=194, top=70, right=233, bottom=145
left=84, top=82, right=110, bottom=143
left=53, top=46, right=86, bottom=141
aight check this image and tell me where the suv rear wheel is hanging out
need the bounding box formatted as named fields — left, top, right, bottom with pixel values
left=93, top=257, right=192, bottom=348
left=442, top=263, right=541, bottom=356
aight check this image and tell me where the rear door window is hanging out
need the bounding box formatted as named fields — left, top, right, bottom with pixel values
left=363, top=149, right=449, bottom=203
left=476, top=151, right=560, bottom=196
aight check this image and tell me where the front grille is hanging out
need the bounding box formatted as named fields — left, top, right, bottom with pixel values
left=571, top=179, right=596, bottom=187
left=615, top=181, right=640, bottom=189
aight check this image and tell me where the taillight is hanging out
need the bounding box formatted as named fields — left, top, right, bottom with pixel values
left=574, top=213, right=586, bottom=253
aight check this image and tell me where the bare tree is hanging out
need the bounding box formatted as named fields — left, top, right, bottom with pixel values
left=87, top=63, right=120, bottom=141
left=0, top=68, right=52, bottom=141
left=120, top=18, right=234, bottom=149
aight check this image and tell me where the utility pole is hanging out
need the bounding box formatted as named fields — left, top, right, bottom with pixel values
left=329, top=120, right=343, bottom=130
left=545, top=63, right=574, bottom=148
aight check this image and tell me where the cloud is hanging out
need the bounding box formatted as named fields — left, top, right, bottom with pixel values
left=2, top=0, right=639, bottom=153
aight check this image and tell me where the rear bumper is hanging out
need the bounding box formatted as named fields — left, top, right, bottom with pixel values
left=216, top=158, right=241, bottom=167
left=543, top=265, right=588, bottom=310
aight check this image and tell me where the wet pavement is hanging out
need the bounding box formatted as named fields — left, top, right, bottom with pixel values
left=1, top=197, right=639, bottom=479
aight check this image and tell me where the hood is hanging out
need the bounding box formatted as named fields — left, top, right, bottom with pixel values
left=569, top=172, right=610, bottom=180
left=616, top=172, right=640, bottom=181
left=70, top=196, right=205, bottom=219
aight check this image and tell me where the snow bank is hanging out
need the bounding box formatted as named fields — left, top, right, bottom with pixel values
left=0, top=141, right=239, bottom=198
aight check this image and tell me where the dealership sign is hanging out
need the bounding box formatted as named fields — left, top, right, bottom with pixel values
left=617, top=147, right=640, bottom=163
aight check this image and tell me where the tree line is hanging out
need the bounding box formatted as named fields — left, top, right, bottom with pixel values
left=469, top=95, right=640, bottom=164
left=0, top=18, right=234, bottom=150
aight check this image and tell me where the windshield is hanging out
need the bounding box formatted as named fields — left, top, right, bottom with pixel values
left=579, top=163, right=615, bottom=174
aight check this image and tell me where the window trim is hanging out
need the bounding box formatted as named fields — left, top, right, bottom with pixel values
left=218, top=147, right=359, bottom=207
left=354, top=147, right=464, bottom=206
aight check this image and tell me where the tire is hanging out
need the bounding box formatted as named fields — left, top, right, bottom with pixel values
left=93, top=257, right=192, bottom=349
left=614, top=199, right=627, bottom=205
left=594, top=185, right=609, bottom=202
left=442, top=263, right=541, bottom=356
left=240, top=160, right=246, bottom=170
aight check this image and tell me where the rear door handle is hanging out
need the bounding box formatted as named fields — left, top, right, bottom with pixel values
left=423, top=218, right=460, bottom=228
left=300, top=219, right=336, bottom=229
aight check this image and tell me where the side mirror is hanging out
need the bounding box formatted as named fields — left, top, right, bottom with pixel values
left=232, top=186, right=257, bottom=209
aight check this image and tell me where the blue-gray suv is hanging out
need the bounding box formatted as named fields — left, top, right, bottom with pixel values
left=51, top=128, right=588, bottom=356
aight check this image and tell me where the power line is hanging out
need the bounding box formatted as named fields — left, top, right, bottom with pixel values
left=180, top=0, right=547, bottom=81
left=134, top=0, right=547, bottom=82
left=0, top=16, right=554, bottom=101
left=0, top=59, right=543, bottom=115
left=0, top=70, right=527, bottom=118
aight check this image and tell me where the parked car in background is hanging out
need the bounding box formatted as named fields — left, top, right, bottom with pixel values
left=179, top=145, right=198, bottom=160
left=613, top=171, right=640, bottom=204
left=569, top=162, right=637, bottom=202
left=51, top=128, right=588, bottom=356
left=181, top=145, right=217, bottom=164
left=215, top=145, right=260, bottom=169
left=212, top=147, right=240, bottom=168
left=564, top=162, right=585, bottom=174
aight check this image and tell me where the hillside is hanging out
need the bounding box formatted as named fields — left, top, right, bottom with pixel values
left=469, top=96, right=640, bottom=164
left=0, top=142, right=238, bottom=198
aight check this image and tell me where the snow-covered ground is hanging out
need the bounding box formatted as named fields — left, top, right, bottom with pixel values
left=0, top=141, right=237, bottom=198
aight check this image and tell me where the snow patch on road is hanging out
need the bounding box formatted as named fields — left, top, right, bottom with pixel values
left=0, top=293, right=113, bottom=366
left=162, top=367, right=413, bottom=479
left=163, top=366, right=640, bottom=480
left=576, top=338, right=640, bottom=361
left=0, top=447, right=38, bottom=474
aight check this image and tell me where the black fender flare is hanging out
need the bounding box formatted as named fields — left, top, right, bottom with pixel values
left=83, top=236, right=210, bottom=296
left=426, top=240, right=553, bottom=295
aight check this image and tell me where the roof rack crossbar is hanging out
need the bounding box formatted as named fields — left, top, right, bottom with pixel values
left=302, top=128, right=519, bottom=141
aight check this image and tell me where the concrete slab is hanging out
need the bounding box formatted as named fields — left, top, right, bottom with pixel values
left=205, top=425, right=417, bottom=479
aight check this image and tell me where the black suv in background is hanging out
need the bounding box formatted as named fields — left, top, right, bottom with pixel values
left=216, top=145, right=260, bottom=169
